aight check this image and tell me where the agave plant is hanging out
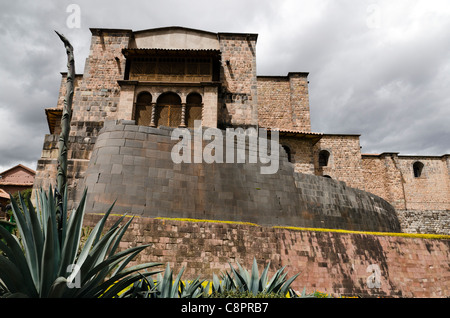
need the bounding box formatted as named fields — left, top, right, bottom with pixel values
left=180, top=277, right=206, bottom=298
left=0, top=219, right=15, bottom=235
left=146, top=263, right=186, bottom=298
left=209, top=271, right=236, bottom=294
left=214, top=258, right=300, bottom=297
left=121, top=263, right=206, bottom=298
left=0, top=187, right=162, bottom=298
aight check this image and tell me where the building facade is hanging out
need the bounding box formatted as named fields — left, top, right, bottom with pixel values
left=34, top=27, right=449, bottom=234
left=0, top=164, right=36, bottom=218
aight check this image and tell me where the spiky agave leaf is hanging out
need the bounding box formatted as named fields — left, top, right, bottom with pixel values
left=230, top=259, right=256, bottom=293
left=8, top=192, right=41, bottom=291
left=180, top=276, right=206, bottom=298
left=250, top=258, right=260, bottom=295
left=158, top=263, right=185, bottom=298
left=0, top=219, right=37, bottom=297
left=0, top=187, right=162, bottom=298
left=226, top=258, right=300, bottom=297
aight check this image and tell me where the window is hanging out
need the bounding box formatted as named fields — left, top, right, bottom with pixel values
left=186, top=93, right=203, bottom=128
left=128, top=56, right=213, bottom=82
left=319, top=150, right=330, bottom=167
left=282, top=145, right=292, bottom=162
left=134, top=92, right=152, bottom=126
left=156, top=92, right=182, bottom=127
left=413, top=161, right=424, bottom=178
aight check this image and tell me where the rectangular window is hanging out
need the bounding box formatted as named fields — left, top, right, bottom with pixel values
left=129, top=56, right=213, bottom=82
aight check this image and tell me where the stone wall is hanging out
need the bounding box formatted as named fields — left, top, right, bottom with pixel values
left=257, top=73, right=311, bottom=132
left=257, top=76, right=292, bottom=129
left=70, top=29, right=132, bottom=134
left=83, top=215, right=450, bottom=297
left=293, top=173, right=399, bottom=232
left=361, top=153, right=450, bottom=211
left=279, top=137, right=315, bottom=174
left=288, top=73, right=311, bottom=132
left=218, top=33, right=258, bottom=127
left=78, top=121, right=400, bottom=233
left=397, top=156, right=450, bottom=211
left=314, top=134, right=365, bottom=189
left=32, top=133, right=97, bottom=202
left=397, top=210, right=450, bottom=235
left=56, top=73, right=83, bottom=110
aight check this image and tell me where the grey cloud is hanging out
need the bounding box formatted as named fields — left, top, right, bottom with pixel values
left=0, top=0, right=449, bottom=173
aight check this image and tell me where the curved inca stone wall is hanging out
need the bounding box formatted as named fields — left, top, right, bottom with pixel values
left=80, top=121, right=401, bottom=232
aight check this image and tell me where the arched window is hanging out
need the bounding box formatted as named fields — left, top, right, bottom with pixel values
left=155, top=92, right=182, bottom=127
left=319, top=150, right=330, bottom=167
left=282, top=145, right=292, bottom=163
left=135, top=92, right=152, bottom=126
left=413, top=161, right=424, bottom=178
left=186, top=92, right=203, bottom=128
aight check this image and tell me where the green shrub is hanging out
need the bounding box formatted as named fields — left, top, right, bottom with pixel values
left=0, top=187, right=162, bottom=298
left=212, top=258, right=300, bottom=297
left=119, top=263, right=206, bottom=298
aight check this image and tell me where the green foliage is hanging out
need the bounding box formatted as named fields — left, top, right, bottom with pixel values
left=214, top=258, right=300, bottom=297
left=0, top=220, right=16, bottom=236
left=120, top=263, right=206, bottom=298
left=121, top=258, right=301, bottom=298
left=0, top=187, right=162, bottom=298
left=311, top=290, right=332, bottom=298
left=12, top=189, right=32, bottom=209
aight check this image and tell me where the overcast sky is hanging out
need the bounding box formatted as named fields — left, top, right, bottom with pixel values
left=0, top=0, right=449, bottom=173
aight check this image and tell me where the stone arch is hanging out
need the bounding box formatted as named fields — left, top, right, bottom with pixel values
left=413, top=161, right=424, bottom=178
left=155, top=92, right=182, bottom=127
left=134, top=91, right=153, bottom=126
left=186, top=92, right=203, bottom=128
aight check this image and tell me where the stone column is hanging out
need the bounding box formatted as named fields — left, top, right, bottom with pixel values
left=180, top=102, right=187, bottom=128
left=150, top=102, right=156, bottom=127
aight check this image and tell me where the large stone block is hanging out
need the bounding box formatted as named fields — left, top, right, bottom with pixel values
left=79, top=122, right=401, bottom=232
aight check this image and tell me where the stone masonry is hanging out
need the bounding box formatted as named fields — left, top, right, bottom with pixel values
left=29, top=26, right=450, bottom=299
left=78, top=120, right=400, bottom=233
left=218, top=33, right=259, bottom=127
left=257, top=73, right=311, bottom=132
left=33, top=26, right=449, bottom=235
left=84, top=215, right=450, bottom=298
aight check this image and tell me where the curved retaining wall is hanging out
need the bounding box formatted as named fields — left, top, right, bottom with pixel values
left=79, top=122, right=401, bottom=232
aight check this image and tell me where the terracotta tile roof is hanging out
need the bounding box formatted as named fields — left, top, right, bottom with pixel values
left=0, top=189, right=9, bottom=199
left=265, top=128, right=323, bottom=135
left=0, top=164, right=36, bottom=176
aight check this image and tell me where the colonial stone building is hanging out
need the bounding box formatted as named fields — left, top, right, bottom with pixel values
left=34, top=26, right=449, bottom=234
